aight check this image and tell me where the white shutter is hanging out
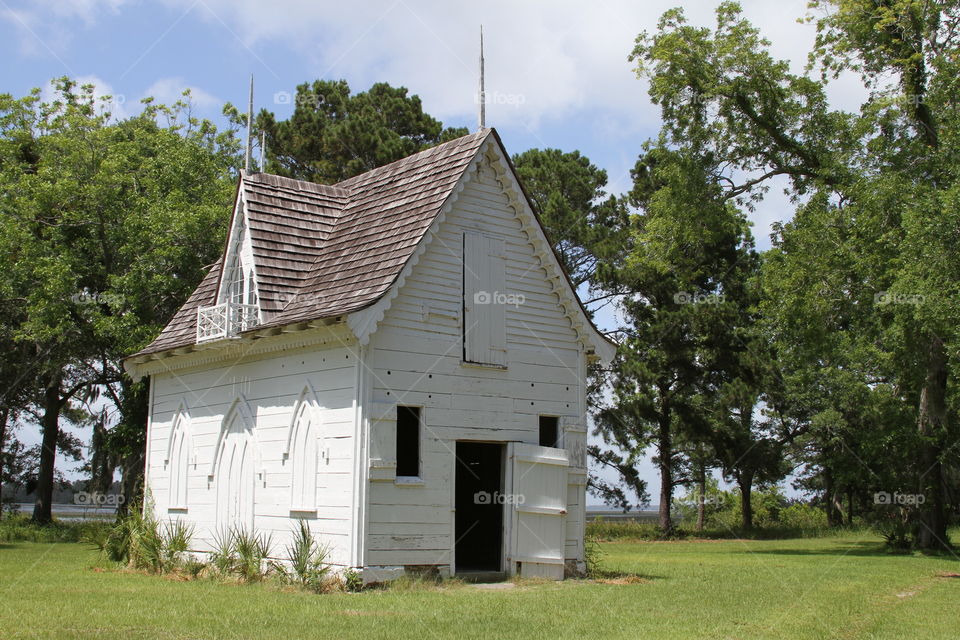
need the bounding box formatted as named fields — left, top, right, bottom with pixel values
left=508, top=443, right=568, bottom=579
left=486, top=235, right=507, bottom=362
left=463, top=232, right=507, bottom=366
left=463, top=231, right=485, bottom=363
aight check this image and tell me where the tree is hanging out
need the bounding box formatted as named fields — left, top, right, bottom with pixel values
left=632, top=1, right=960, bottom=548
left=593, top=146, right=756, bottom=533
left=255, top=80, right=468, bottom=183
left=0, top=79, right=239, bottom=522
left=512, top=149, right=626, bottom=290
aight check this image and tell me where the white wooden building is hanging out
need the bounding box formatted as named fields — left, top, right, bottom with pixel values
left=125, top=129, right=614, bottom=581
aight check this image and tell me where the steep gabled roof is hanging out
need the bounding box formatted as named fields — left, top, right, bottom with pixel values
left=140, top=257, right=223, bottom=356
left=242, top=174, right=347, bottom=314
left=131, top=130, right=490, bottom=357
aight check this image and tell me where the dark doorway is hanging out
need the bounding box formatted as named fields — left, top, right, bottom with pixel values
left=455, top=441, right=504, bottom=573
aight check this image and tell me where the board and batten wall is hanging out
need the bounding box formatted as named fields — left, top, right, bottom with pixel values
left=145, top=328, right=360, bottom=567
left=363, top=152, right=589, bottom=571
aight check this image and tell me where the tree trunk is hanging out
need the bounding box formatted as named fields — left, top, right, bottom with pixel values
left=657, top=412, right=673, bottom=534
left=0, top=407, right=8, bottom=520
left=738, top=473, right=754, bottom=530
left=696, top=460, right=706, bottom=533
left=916, top=336, right=949, bottom=550
left=823, top=465, right=842, bottom=527
left=32, top=379, right=62, bottom=524
left=117, top=448, right=145, bottom=518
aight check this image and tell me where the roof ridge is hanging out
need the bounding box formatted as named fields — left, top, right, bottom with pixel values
left=243, top=170, right=351, bottom=198
left=334, top=129, right=489, bottom=189
left=274, top=129, right=490, bottom=317
left=131, top=129, right=493, bottom=357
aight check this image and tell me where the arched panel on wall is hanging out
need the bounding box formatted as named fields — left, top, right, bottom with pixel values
left=164, top=403, right=192, bottom=510
left=210, top=395, right=259, bottom=530
left=284, top=384, right=323, bottom=513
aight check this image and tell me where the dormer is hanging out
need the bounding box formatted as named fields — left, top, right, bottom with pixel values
left=196, top=188, right=262, bottom=343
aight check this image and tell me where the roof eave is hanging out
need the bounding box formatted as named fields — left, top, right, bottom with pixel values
left=123, top=315, right=348, bottom=381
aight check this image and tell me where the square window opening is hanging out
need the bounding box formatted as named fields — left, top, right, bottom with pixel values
left=539, top=416, right=559, bottom=448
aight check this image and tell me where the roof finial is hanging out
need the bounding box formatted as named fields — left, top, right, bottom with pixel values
left=478, top=25, right=485, bottom=131
left=259, top=130, right=266, bottom=172
left=244, top=74, right=254, bottom=173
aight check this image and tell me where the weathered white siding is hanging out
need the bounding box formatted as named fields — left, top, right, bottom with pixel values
left=146, top=330, right=359, bottom=567
left=364, top=153, right=588, bottom=570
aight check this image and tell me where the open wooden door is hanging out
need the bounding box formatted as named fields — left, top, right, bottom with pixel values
left=507, top=443, right=568, bottom=580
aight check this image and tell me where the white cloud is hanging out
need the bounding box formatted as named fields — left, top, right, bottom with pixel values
left=11, top=0, right=868, bottom=135
left=2, top=0, right=127, bottom=56
left=12, top=0, right=868, bottom=247
left=159, top=0, right=866, bottom=150
left=143, top=77, right=222, bottom=111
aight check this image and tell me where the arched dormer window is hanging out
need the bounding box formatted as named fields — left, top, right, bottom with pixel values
left=225, top=216, right=258, bottom=308
left=197, top=200, right=260, bottom=342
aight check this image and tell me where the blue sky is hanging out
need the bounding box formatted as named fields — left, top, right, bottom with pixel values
left=2, top=0, right=865, bottom=504
left=1, top=0, right=858, bottom=247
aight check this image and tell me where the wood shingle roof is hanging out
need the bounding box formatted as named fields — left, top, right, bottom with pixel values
left=133, top=129, right=490, bottom=357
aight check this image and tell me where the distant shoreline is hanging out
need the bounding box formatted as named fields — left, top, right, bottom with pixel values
left=8, top=502, right=668, bottom=522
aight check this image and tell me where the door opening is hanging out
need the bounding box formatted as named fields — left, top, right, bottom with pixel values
left=455, top=441, right=504, bottom=573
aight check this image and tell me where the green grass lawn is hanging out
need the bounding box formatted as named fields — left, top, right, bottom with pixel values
left=1, top=532, right=957, bottom=639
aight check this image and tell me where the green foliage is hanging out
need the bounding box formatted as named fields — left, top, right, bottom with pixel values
left=341, top=568, right=364, bottom=592
left=209, top=525, right=272, bottom=583
left=779, top=503, right=830, bottom=532
left=209, top=527, right=238, bottom=576
left=104, top=507, right=163, bottom=572
left=233, top=527, right=273, bottom=583
left=675, top=486, right=836, bottom=534
left=586, top=518, right=666, bottom=542
left=583, top=535, right=607, bottom=578
left=0, top=513, right=110, bottom=543
left=275, top=520, right=332, bottom=593
left=591, top=143, right=766, bottom=531
left=512, top=148, right=626, bottom=288
left=0, top=78, right=240, bottom=519
left=160, top=519, right=194, bottom=569
left=252, top=79, right=467, bottom=183
left=103, top=506, right=195, bottom=574
left=626, top=0, right=960, bottom=550
left=589, top=490, right=834, bottom=541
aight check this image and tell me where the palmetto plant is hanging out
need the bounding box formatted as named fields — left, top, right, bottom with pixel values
left=232, top=525, right=273, bottom=582
left=161, top=520, right=195, bottom=569
left=209, top=526, right=238, bottom=576
left=105, top=506, right=195, bottom=574
left=276, top=520, right=331, bottom=592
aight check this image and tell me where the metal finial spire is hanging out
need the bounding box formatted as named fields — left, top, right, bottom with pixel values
left=244, top=74, right=254, bottom=172
left=259, top=130, right=266, bottom=172
left=478, top=26, right=485, bottom=131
